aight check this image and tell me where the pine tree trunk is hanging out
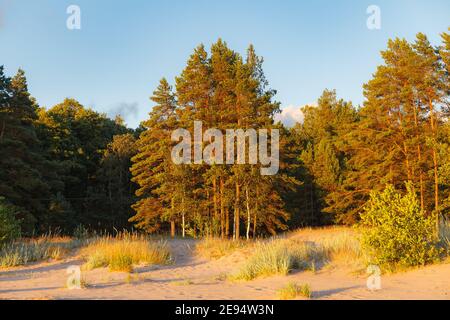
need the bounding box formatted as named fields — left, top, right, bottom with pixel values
left=213, top=176, right=218, bottom=236
left=220, top=177, right=225, bottom=238
left=232, top=208, right=236, bottom=240
left=234, top=181, right=240, bottom=240
left=206, top=189, right=211, bottom=237
left=428, top=99, right=439, bottom=213
left=253, top=187, right=258, bottom=238
left=419, top=150, right=425, bottom=211
left=181, top=196, right=185, bottom=238
left=225, top=208, right=229, bottom=238
left=413, top=101, right=425, bottom=211
left=171, top=197, right=176, bottom=238
left=403, top=142, right=412, bottom=181
left=170, top=220, right=175, bottom=238
left=182, top=212, right=185, bottom=238
left=246, top=187, right=250, bottom=240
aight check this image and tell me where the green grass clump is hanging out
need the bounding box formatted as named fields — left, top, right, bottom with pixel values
left=277, top=282, right=312, bottom=300
left=81, top=233, right=171, bottom=273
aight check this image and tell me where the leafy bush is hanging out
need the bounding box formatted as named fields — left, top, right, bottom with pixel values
left=0, top=199, right=21, bottom=244
left=360, top=183, right=439, bottom=268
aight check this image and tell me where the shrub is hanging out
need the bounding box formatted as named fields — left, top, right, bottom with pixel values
left=0, top=199, right=21, bottom=245
left=360, top=183, right=439, bottom=268
left=277, top=282, right=312, bottom=300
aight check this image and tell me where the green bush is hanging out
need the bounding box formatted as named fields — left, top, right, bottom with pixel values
left=0, top=199, right=21, bottom=245
left=360, top=183, right=439, bottom=268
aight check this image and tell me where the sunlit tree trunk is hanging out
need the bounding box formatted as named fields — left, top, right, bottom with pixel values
left=220, top=177, right=225, bottom=238
left=246, top=186, right=251, bottom=240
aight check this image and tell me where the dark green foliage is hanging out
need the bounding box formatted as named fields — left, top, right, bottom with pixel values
left=36, top=98, right=136, bottom=232
left=0, top=68, right=53, bottom=234
left=0, top=198, right=21, bottom=244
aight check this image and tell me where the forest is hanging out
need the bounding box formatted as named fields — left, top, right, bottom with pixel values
left=1, top=30, right=450, bottom=240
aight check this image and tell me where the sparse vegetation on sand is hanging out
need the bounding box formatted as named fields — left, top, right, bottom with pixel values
left=277, top=282, right=312, bottom=300
left=196, top=237, right=249, bottom=260
left=0, top=236, right=83, bottom=268
left=80, top=232, right=171, bottom=272
left=171, top=279, right=194, bottom=286
left=231, top=231, right=362, bottom=281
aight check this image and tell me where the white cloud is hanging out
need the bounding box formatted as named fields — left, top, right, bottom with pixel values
left=274, top=105, right=307, bottom=127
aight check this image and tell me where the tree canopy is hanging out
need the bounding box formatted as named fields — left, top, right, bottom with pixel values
left=1, top=29, right=449, bottom=237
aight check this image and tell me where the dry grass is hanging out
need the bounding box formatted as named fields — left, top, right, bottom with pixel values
left=231, top=229, right=363, bottom=281
left=80, top=232, right=171, bottom=272
left=0, top=236, right=83, bottom=268
left=196, top=237, right=249, bottom=260
left=277, top=282, right=312, bottom=300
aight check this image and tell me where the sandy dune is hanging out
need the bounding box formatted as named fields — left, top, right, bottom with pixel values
left=0, top=234, right=449, bottom=300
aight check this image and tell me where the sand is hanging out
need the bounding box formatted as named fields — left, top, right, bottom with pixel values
left=0, top=231, right=449, bottom=300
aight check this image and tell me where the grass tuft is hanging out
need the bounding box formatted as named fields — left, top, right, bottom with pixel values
left=277, top=282, right=312, bottom=300
left=80, top=232, right=171, bottom=273
left=0, top=236, right=83, bottom=268
left=231, top=232, right=362, bottom=281
left=230, top=241, right=292, bottom=280
left=196, top=237, right=248, bottom=260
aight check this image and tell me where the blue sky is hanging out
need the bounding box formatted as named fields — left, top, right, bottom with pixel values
left=1, top=0, right=449, bottom=128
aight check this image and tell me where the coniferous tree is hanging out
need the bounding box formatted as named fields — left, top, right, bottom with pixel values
left=0, top=69, right=52, bottom=233
left=131, top=78, right=179, bottom=234
left=293, top=90, right=357, bottom=224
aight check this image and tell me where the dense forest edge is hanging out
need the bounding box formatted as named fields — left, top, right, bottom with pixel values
left=1, top=29, right=450, bottom=243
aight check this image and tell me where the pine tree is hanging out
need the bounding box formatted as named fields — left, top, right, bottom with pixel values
left=332, top=35, right=449, bottom=223
left=334, top=39, right=420, bottom=223
left=413, top=33, right=448, bottom=215
left=293, top=90, right=357, bottom=224
left=131, top=41, right=291, bottom=238
left=0, top=69, right=54, bottom=233
left=131, top=78, right=179, bottom=234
